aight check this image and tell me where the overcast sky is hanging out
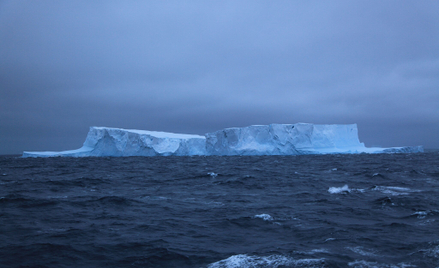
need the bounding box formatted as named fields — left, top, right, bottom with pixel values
left=1, top=0, right=439, bottom=154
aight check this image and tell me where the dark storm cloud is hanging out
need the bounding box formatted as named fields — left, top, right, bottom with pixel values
left=1, top=0, right=439, bottom=154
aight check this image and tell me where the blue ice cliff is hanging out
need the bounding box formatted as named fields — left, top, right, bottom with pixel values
left=22, top=123, right=423, bottom=157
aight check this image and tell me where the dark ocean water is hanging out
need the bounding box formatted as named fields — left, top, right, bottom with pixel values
left=1, top=153, right=439, bottom=268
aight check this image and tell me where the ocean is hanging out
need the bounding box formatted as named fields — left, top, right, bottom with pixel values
left=1, top=153, right=438, bottom=267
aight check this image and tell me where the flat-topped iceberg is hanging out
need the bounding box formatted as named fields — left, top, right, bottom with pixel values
left=22, top=124, right=423, bottom=157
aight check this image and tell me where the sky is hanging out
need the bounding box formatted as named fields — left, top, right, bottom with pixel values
left=1, top=0, right=439, bottom=155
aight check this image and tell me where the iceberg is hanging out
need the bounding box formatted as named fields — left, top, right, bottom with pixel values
left=22, top=124, right=423, bottom=157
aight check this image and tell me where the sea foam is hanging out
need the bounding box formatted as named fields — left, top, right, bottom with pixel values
left=254, top=214, right=273, bottom=221
left=207, top=254, right=324, bottom=268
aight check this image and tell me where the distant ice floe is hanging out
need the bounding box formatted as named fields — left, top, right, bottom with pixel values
left=206, top=254, right=324, bottom=268
left=22, top=123, right=423, bottom=157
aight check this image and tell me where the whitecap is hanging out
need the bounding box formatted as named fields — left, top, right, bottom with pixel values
left=205, top=201, right=224, bottom=207
left=140, top=195, right=168, bottom=200
left=48, top=195, right=68, bottom=199
left=208, top=172, right=218, bottom=178
left=308, top=248, right=330, bottom=254
left=254, top=214, right=273, bottom=221
left=371, top=186, right=420, bottom=196
left=346, top=246, right=378, bottom=257
left=412, top=211, right=428, bottom=219
left=207, top=254, right=324, bottom=268
left=348, top=260, right=380, bottom=267
left=418, top=219, right=436, bottom=226
left=348, top=260, right=415, bottom=267
left=423, top=244, right=439, bottom=258
left=328, top=185, right=350, bottom=194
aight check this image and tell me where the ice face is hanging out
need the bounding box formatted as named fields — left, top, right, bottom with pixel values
left=23, top=127, right=207, bottom=157
left=22, top=124, right=423, bottom=157
left=81, top=127, right=206, bottom=156
left=205, top=123, right=367, bottom=155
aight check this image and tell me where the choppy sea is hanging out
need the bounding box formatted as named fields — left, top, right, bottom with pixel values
left=1, top=153, right=439, bottom=268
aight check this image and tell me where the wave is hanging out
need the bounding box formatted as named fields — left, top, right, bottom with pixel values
left=327, top=185, right=420, bottom=196
left=409, top=210, right=439, bottom=219
left=346, top=246, right=378, bottom=257
left=370, top=186, right=420, bottom=196
left=347, top=260, right=415, bottom=268
left=0, top=194, right=58, bottom=208
left=207, top=254, right=325, bottom=268
left=2, top=152, right=439, bottom=267
left=46, top=177, right=109, bottom=187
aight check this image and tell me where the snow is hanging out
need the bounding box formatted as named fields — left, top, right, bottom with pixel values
left=91, top=127, right=203, bottom=139
left=22, top=124, right=424, bottom=157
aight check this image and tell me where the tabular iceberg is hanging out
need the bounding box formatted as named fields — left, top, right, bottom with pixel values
left=22, top=124, right=423, bottom=157
left=23, top=127, right=206, bottom=157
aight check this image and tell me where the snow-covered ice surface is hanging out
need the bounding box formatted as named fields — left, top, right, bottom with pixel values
left=22, top=124, right=423, bottom=157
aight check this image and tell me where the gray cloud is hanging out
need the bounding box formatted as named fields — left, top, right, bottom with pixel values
left=1, top=0, right=439, bottom=154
